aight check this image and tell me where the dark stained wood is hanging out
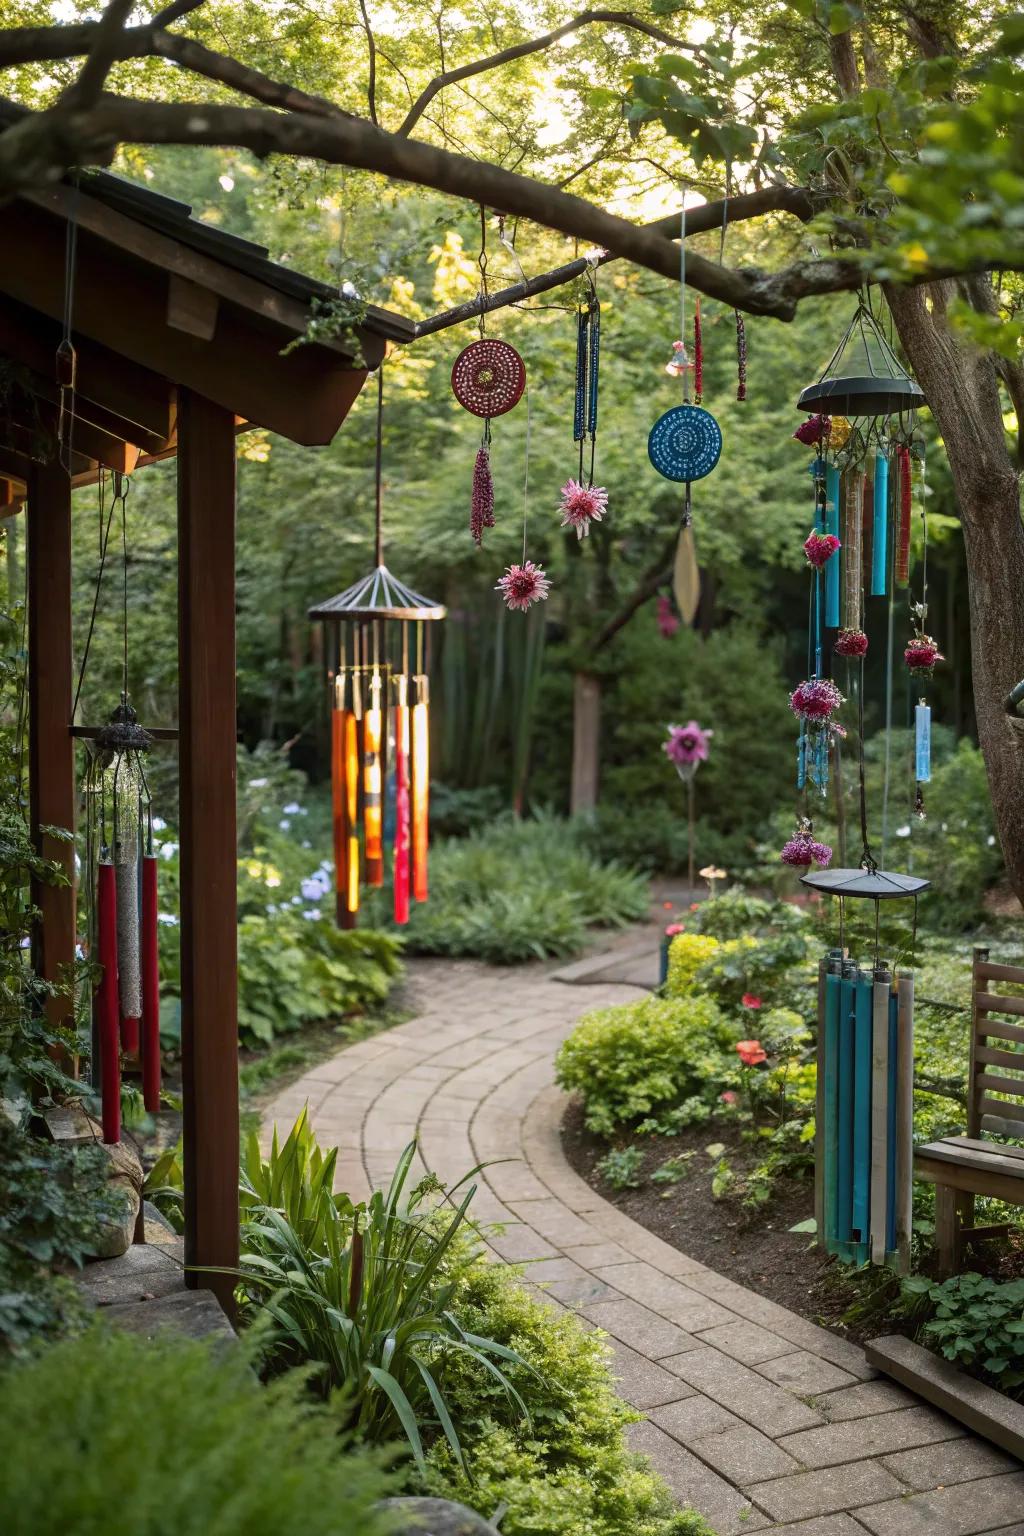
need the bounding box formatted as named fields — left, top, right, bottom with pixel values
left=979, top=1094, right=1024, bottom=1123
left=5, top=410, right=140, bottom=476
left=916, top=1140, right=1024, bottom=1180
left=1, top=359, right=169, bottom=459
left=980, top=1018, right=1024, bottom=1045
left=866, top=1334, right=1024, bottom=1461
left=977, top=1072, right=1024, bottom=1098
left=167, top=274, right=219, bottom=342
left=177, top=391, right=239, bottom=1313
left=948, top=1135, right=1024, bottom=1162
left=0, top=295, right=175, bottom=443
left=26, top=458, right=76, bottom=1029
left=915, top=1154, right=1024, bottom=1204
left=2, top=201, right=369, bottom=446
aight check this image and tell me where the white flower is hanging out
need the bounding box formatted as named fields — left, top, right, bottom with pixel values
left=160, top=841, right=179, bottom=860
left=249, top=777, right=268, bottom=788
left=283, top=801, right=304, bottom=815
left=301, top=840, right=311, bottom=849
left=988, top=834, right=997, bottom=846
left=941, top=822, right=948, bottom=832
left=301, top=876, right=329, bottom=901
left=265, top=903, right=278, bottom=915
left=157, top=913, right=179, bottom=926
left=302, top=908, right=322, bottom=921
left=19, top=935, right=30, bottom=949
left=152, top=816, right=167, bottom=832
left=895, top=824, right=911, bottom=838
left=278, top=818, right=291, bottom=830
left=265, top=874, right=281, bottom=888
left=219, top=173, right=235, bottom=192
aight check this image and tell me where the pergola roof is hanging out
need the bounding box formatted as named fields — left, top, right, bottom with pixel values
left=0, top=158, right=414, bottom=509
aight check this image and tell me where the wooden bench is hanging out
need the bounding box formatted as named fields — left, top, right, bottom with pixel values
left=914, top=946, right=1024, bottom=1275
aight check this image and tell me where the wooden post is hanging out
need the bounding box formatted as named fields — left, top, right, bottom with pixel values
left=570, top=672, right=601, bottom=816
left=177, top=391, right=239, bottom=1313
left=27, top=459, right=76, bottom=1028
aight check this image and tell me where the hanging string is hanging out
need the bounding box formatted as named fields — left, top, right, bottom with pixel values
left=477, top=204, right=488, bottom=339
left=72, top=475, right=120, bottom=721
left=119, top=474, right=130, bottom=700
left=57, top=177, right=81, bottom=474
left=521, top=381, right=532, bottom=562
left=678, top=201, right=688, bottom=406
left=374, top=363, right=385, bottom=567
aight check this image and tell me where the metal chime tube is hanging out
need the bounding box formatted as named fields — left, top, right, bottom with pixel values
left=115, top=849, right=141, bottom=1053
left=842, top=470, right=864, bottom=631
left=363, top=625, right=385, bottom=887
left=871, top=451, right=889, bottom=596
left=332, top=665, right=359, bottom=929
left=895, top=973, right=915, bottom=1272
left=393, top=672, right=411, bottom=925
left=412, top=674, right=430, bottom=902
left=96, top=861, right=121, bottom=1144
left=825, top=465, right=841, bottom=628
left=895, top=445, right=912, bottom=585
left=141, top=853, right=161, bottom=1112
left=915, top=701, right=931, bottom=784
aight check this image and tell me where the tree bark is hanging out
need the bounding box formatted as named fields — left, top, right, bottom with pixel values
left=571, top=672, right=601, bottom=816
left=887, top=281, right=1024, bottom=902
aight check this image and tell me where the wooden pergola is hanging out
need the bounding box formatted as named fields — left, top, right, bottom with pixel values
left=2, top=169, right=413, bottom=1308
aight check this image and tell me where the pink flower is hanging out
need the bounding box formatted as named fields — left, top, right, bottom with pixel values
left=905, top=636, right=944, bottom=675
left=471, top=445, right=495, bottom=547
left=719, top=1090, right=739, bottom=1105
left=663, top=720, right=712, bottom=767
left=780, top=831, right=833, bottom=868
left=804, top=531, right=841, bottom=569
left=657, top=595, right=680, bottom=637
left=835, top=628, right=868, bottom=658
left=790, top=678, right=843, bottom=723
left=742, top=993, right=762, bottom=1010
left=689, top=902, right=699, bottom=912
left=665, top=922, right=684, bottom=936
left=793, top=413, right=831, bottom=446
left=559, top=479, right=608, bottom=540
left=495, top=561, right=551, bottom=612
left=736, top=1040, right=768, bottom=1067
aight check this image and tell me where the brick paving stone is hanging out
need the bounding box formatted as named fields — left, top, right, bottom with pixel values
left=778, top=1406, right=966, bottom=1469
left=766, top=1518, right=874, bottom=1536
left=651, top=1394, right=748, bottom=1443
left=509, top=1198, right=605, bottom=1248
left=564, top=1240, right=636, bottom=1268
left=756, top=1350, right=861, bottom=1396
left=748, top=1462, right=905, bottom=1522
left=661, top=1345, right=826, bottom=1436
left=604, top=1340, right=694, bottom=1410
left=627, top=1421, right=770, bottom=1535
left=696, top=1319, right=799, bottom=1366
left=811, top=1380, right=919, bottom=1421
left=545, top=1275, right=625, bottom=1309
left=580, top=1298, right=699, bottom=1359
left=880, top=1438, right=1020, bottom=1490
left=689, top=1423, right=804, bottom=1485
left=592, top=1262, right=736, bottom=1331
left=485, top=1226, right=559, bottom=1263
left=852, top=1473, right=1024, bottom=1536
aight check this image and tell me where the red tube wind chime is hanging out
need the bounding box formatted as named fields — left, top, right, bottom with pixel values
left=309, top=363, right=445, bottom=928
left=85, top=698, right=163, bottom=1138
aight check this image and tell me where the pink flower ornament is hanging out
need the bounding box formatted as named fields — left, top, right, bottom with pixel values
left=559, top=479, right=608, bottom=540
left=804, top=531, right=840, bottom=569
left=663, top=720, right=712, bottom=768
left=789, top=678, right=844, bottom=723
left=495, top=561, right=551, bottom=612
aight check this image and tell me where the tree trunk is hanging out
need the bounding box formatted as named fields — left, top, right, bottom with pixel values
left=570, top=671, right=601, bottom=816
left=887, top=282, right=1024, bottom=903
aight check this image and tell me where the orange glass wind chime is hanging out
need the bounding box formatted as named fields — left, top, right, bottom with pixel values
left=310, top=365, right=445, bottom=928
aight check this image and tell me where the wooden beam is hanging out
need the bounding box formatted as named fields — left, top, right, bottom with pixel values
left=167, top=274, right=219, bottom=342
left=0, top=351, right=171, bottom=458
left=2, top=202, right=368, bottom=446
left=5, top=410, right=140, bottom=477
left=27, top=458, right=76, bottom=1028
left=0, top=294, right=175, bottom=444
left=177, top=389, right=239, bottom=1314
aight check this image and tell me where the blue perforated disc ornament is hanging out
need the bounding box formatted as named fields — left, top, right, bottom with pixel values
left=648, top=404, right=722, bottom=483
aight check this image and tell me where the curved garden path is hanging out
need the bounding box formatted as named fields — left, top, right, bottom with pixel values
left=265, top=956, right=1024, bottom=1536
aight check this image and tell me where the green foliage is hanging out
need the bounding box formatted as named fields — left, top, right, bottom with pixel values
left=905, top=1272, right=1024, bottom=1395
left=596, top=1144, right=645, bottom=1191
left=555, top=994, right=735, bottom=1135
left=392, top=815, right=648, bottom=964
left=690, top=887, right=811, bottom=942
left=239, top=1139, right=530, bottom=1472
left=0, top=1119, right=121, bottom=1354
left=902, top=741, right=1004, bottom=930
left=664, top=932, right=720, bottom=996
left=692, top=932, right=813, bottom=1010
left=419, top=1260, right=714, bottom=1536
left=240, top=1107, right=342, bottom=1253
left=0, top=1327, right=394, bottom=1536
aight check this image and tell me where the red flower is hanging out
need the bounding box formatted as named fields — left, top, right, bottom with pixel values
left=741, top=994, right=762, bottom=1010
left=719, top=1090, right=739, bottom=1105
left=736, top=1040, right=767, bottom=1066
left=495, top=560, right=551, bottom=611
left=665, top=923, right=684, bottom=936
left=835, top=628, right=868, bottom=658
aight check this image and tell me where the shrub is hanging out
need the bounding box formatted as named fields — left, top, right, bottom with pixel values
left=236, top=914, right=401, bottom=1044
left=905, top=1272, right=1024, bottom=1395
left=693, top=931, right=812, bottom=1010
left=556, top=994, right=736, bottom=1135
left=0, top=1328, right=393, bottom=1535
left=690, top=886, right=810, bottom=941
left=664, top=933, right=720, bottom=996
left=419, top=1259, right=714, bottom=1536
left=596, top=1145, right=645, bottom=1190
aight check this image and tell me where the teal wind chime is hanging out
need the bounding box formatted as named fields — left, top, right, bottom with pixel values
left=787, top=300, right=933, bottom=1273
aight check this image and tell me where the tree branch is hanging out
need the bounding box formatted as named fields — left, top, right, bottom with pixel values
left=66, top=0, right=135, bottom=110
left=396, top=8, right=702, bottom=137
left=151, top=0, right=208, bottom=26
left=356, top=0, right=378, bottom=126
left=594, top=532, right=678, bottom=650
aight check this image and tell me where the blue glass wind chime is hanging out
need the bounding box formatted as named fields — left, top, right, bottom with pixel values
left=789, top=301, right=935, bottom=1273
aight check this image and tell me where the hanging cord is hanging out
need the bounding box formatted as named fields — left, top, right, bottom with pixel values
left=57, top=177, right=81, bottom=474
left=72, top=473, right=121, bottom=721
left=374, top=362, right=384, bottom=567
left=856, top=656, right=877, bottom=872
left=119, top=473, right=130, bottom=701
left=477, top=204, right=488, bottom=339
left=881, top=440, right=897, bottom=859
left=521, top=381, right=532, bottom=562
left=679, top=200, right=688, bottom=405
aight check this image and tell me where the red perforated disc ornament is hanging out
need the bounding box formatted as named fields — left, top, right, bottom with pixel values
left=451, top=339, right=526, bottom=419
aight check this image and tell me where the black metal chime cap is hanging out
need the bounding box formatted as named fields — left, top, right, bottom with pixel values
left=796, top=304, right=926, bottom=419
left=95, top=697, right=151, bottom=753
left=800, top=867, right=931, bottom=900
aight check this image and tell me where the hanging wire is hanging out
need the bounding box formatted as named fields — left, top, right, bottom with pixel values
left=521, top=381, right=532, bottom=563
left=57, top=176, right=81, bottom=474
left=374, top=362, right=385, bottom=567
left=119, top=473, right=130, bottom=700
left=477, top=205, right=488, bottom=339
left=72, top=476, right=121, bottom=720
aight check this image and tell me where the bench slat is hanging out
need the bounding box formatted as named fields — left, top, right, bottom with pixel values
left=979, top=1018, right=1024, bottom=1046
left=977, top=1072, right=1024, bottom=1099
left=917, top=1141, right=1024, bottom=1179
left=943, top=1135, right=1024, bottom=1163
left=977, top=961, right=1024, bottom=986
left=977, top=992, right=1024, bottom=1017
left=976, top=1044, right=1024, bottom=1071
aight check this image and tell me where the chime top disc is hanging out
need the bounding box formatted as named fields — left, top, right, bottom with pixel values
left=800, top=867, right=931, bottom=900
left=797, top=375, right=926, bottom=418
left=648, top=404, right=722, bottom=483
left=451, top=339, right=526, bottom=418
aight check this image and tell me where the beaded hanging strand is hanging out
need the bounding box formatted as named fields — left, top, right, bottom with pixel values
left=560, top=258, right=608, bottom=541
left=719, top=166, right=747, bottom=402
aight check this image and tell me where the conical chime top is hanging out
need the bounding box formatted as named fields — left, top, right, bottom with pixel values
left=797, top=304, right=926, bottom=418
left=800, top=866, right=930, bottom=900
left=308, top=564, right=446, bottom=623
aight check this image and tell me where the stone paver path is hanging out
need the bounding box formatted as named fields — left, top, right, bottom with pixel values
left=265, top=957, right=1023, bottom=1536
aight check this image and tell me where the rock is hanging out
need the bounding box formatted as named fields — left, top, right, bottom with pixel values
left=102, top=1289, right=236, bottom=1345
left=381, top=1498, right=499, bottom=1535
left=88, top=1135, right=144, bottom=1260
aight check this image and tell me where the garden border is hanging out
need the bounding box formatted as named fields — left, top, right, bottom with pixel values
left=866, top=1335, right=1024, bottom=1461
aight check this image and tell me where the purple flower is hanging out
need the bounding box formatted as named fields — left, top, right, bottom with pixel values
left=790, top=678, right=844, bottom=723
left=471, top=445, right=495, bottom=547
left=559, top=479, right=608, bottom=540
left=780, top=831, right=832, bottom=868
left=793, top=413, right=831, bottom=446
left=664, top=720, right=713, bottom=767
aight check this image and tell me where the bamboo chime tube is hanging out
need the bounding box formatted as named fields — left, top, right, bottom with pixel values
left=141, top=854, right=161, bottom=1112
left=412, top=677, right=430, bottom=902
left=96, top=861, right=121, bottom=1144
left=393, top=674, right=411, bottom=925
left=115, top=849, right=141, bottom=1053
left=871, top=451, right=889, bottom=597
left=841, top=470, right=864, bottom=631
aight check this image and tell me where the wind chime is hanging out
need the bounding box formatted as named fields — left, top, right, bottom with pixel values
left=787, top=299, right=931, bottom=1272
left=81, top=475, right=163, bottom=1143
left=648, top=205, right=724, bottom=636
left=558, top=260, right=608, bottom=541
left=310, top=366, right=445, bottom=928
